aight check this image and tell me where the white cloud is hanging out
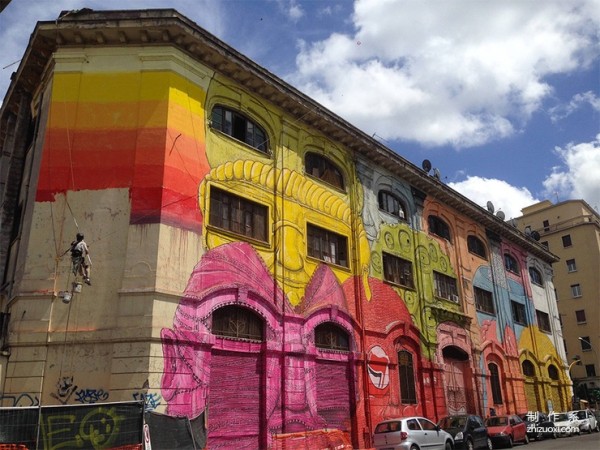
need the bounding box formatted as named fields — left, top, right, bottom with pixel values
left=542, top=135, right=600, bottom=210
left=449, top=177, right=539, bottom=219
left=291, top=0, right=599, bottom=148
left=548, top=91, right=600, bottom=122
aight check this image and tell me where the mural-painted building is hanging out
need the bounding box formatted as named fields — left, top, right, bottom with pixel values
left=0, top=9, right=570, bottom=449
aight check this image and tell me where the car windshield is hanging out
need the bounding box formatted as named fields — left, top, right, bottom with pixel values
left=375, top=421, right=402, bottom=433
left=486, top=417, right=508, bottom=426
left=439, top=416, right=466, bottom=428
left=552, top=413, right=569, bottom=421
left=574, top=411, right=586, bottom=419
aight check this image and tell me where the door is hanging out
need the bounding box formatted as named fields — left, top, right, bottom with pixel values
left=316, top=359, right=352, bottom=431
left=208, top=350, right=263, bottom=449
left=442, top=346, right=472, bottom=415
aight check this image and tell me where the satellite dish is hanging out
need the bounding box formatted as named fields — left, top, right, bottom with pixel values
left=496, top=210, right=505, bottom=220
left=422, top=159, right=432, bottom=173
left=531, top=231, right=541, bottom=241
left=525, top=226, right=532, bottom=236
left=509, top=219, right=518, bottom=227
left=433, top=168, right=441, bottom=180
left=486, top=201, right=495, bottom=213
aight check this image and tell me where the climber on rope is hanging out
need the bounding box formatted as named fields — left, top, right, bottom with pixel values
left=69, top=232, right=91, bottom=285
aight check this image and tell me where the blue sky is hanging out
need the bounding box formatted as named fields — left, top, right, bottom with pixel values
left=1, top=0, right=599, bottom=218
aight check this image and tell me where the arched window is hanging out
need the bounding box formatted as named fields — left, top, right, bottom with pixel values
left=548, top=364, right=559, bottom=380
left=529, top=267, right=543, bottom=285
left=428, top=215, right=451, bottom=241
left=211, top=105, right=269, bottom=153
left=305, top=152, right=345, bottom=190
left=212, top=305, right=263, bottom=341
left=522, top=360, right=535, bottom=377
left=467, top=235, right=487, bottom=259
left=315, top=323, right=350, bottom=351
left=378, top=191, right=406, bottom=220
left=398, top=350, right=417, bottom=404
left=504, top=253, right=519, bottom=274
left=488, top=363, right=503, bottom=404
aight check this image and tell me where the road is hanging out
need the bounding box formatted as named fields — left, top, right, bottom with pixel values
left=522, top=431, right=600, bottom=450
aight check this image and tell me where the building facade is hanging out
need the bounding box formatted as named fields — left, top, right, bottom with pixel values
left=517, top=200, right=600, bottom=408
left=0, top=9, right=570, bottom=449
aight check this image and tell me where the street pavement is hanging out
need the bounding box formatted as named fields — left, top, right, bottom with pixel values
left=524, top=430, right=600, bottom=450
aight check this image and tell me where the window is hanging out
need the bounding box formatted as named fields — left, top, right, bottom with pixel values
left=586, top=364, right=597, bottom=377
left=562, top=234, right=572, bottom=247
left=529, top=267, right=543, bottom=285
left=522, top=360, right=535, bottom=377
left=576, top=309, right=586, bottom=324
left=307, top=224, right=348, bottom=267
left=543, top=220, right=550, bottom=231
left=548, top=365, right=559, bottom=380
left=418, top=418, right=437, bottom=431
left=467, top=235, right=487, bottom=259
left=536, top=310, right=551, bottom=332
left=211, top=105, right=269, bottom=153
left=305, top=152, right=344, bottom=190
left=212, top=305, right=263, bottom=341
left=209, top=187, right=268, bottom=242
left=428, top=215, right=451, bottom=241
left=504, top=254, right=519, bottom=274
left=563, top=339, right=568, bottom=354
left=580, top=336, right=592, bottom=352
left=382, top=253, right=414, bottom=288
left=315, top=323, right=350, bottom=351
left=566, top=259, right=577, bottom=272
left=474, top=287, right=495, bottom=315
left=571, top=284, right=582, bottom=298
left=398, top=350, right=417, bottom=404
left=488, top=363, right=503, bottom=404
left=378, top=191, right=406, bottom=220
left=433, top=272, right=459, bottom=302
left=511, top=301, right=527, bottom=325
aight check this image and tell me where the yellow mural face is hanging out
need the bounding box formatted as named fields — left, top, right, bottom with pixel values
left=198, top=160, right=370, bottom=306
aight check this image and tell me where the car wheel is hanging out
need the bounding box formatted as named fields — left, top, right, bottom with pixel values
left=466, top=438, right=474, bottom=450
left=507, top=435, right=513, bottom=448
left=444, top=441, right=453, bottom=450
left=410, top=445, right=419, bottom=450
left=486, top=437, right=493, bottom=449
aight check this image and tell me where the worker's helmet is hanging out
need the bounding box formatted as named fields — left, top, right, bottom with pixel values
left=76, top=233, right=84, bottom=241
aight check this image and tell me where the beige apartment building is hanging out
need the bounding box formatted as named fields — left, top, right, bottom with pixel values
left=517, top=199, right=600, bottom=407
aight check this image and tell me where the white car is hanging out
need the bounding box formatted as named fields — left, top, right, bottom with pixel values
left=549, top=412, right=582, bottom=437
left=569, top=409, right=599, bottom=433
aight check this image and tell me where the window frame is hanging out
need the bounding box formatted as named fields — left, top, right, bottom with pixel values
left=575, top=309, right=586, bottom=324
left=511, top=300, right=527, bottom=325
left=488, top=363, right=503, bottom=404
left=378, top=190, right=407, bottom=220
left=529, top=267, right=543, bottom=286
left=210, top=105, right=270, bottom=154
left=382, top=252, right=415, bottom=288
left=474, top=286, right=495, bottom=315
left=566, top=259, right=577, bottom=272
left=580, top=336, right=592, bottom=352
left=315, top=322, right=350, bottom=351
left=536, top=310, right=551, bottom=333
left=306, top=223, right=349, bottom=267
left=585, top=364, right=597, bottom=377
left=522, top=360, right=535, bottom=377
left=571, top=284, right=582, bottom=298
left=467, top=235, right=487, bottom=259
left=211, top=305, right=264, bottom=341
left=562, top=234, right=572, bottom=247
left=305, top=152, right=345, bottom=190
left=433, top=271, right=459, bottom=302
left=504, top=253, right=519, bottom=274
left=548, top=365, right=559, bottom=380
left=398, top=350, right=417, bottom=404
left=428, top=215, right=452, bottom=241
left=208, top=186, right=269, bottom=243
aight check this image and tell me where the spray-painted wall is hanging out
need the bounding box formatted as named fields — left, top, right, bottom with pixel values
left=2, top=44, right=569, bottom=449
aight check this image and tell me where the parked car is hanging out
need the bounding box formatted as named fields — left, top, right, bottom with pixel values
left=373, top=416, right=455, bottom=450
left=485, top=414, right=528, bottom=447
left=569, top=409, right=599, bottom=433
left=438, top=414, right=492, bottom=450
left=548, top=412, right=581, bottom=437
left=518, top=411, right=557, bottom=440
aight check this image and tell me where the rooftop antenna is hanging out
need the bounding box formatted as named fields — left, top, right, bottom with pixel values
left=486, top=201, right=495, bottom=214
left=433, top=168, right=441, bottom=180
left=421, top=159, right=432, bottom=174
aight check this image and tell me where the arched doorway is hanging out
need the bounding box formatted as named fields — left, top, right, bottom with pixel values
left=442, top=345, right=473, bottom=414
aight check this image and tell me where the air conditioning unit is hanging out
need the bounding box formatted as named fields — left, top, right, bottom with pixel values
left=449, top=294, right=459, bottom=303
